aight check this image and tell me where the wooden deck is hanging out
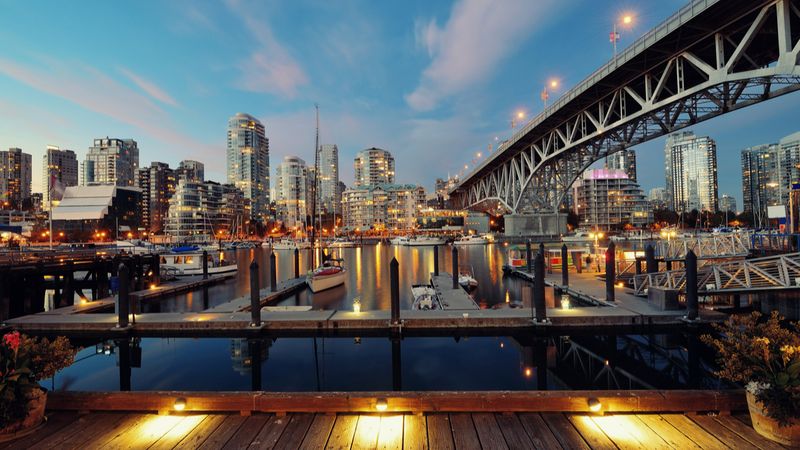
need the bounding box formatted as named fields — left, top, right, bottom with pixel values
left=1, top=411, right=788, bottom=449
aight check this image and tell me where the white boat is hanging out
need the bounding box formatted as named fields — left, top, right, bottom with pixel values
left=406, top=236, right=446, bottom=246
left=231, top=241, right=256, bottom=249
left=307, top=258, right=347, bottom=293
left=452, top=234, right=488, bottom=246
left=261, top=241, right=271, bottom=248
left=159, top=250, right=237, bottom=277
left=459, top=274, right=478, bottom=289
left=328, top=238, right=357, bottom=248
left=114, top=240, right=157, bottom=255
left=561, top=231, right=594, bottom=243
left=272, top=238, right=312, bottom=250
left=390, top=236, right=409, bottom=245
left=411, top=284, right=441, bottom=310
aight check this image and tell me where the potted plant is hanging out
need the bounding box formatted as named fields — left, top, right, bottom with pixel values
left=702, top=311, right=800, bottom=446
left=0, top=331, right=76, bottom=441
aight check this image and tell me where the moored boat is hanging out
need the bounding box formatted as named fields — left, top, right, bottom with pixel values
left=389, top=236, right=409, bottom=245
left=328, top=237, right=357, bottom=248
left=406, top=235, right=446, bottom=246
left=452, top=234, right=488, bottom=246
left=159, top=249, right=237, bottom=277
left=411, top=284, right=441, bottom=310
left=273, top=238, right=312, bottom=250
left=307, top=258, right=347, bottom=293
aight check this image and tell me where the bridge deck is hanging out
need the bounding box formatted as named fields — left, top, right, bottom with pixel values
left=2, top=410, right=783, bottom=449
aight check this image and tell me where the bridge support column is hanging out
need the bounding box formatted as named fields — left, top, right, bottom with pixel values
left=686, top=250, right=699, bottom=321
left=505, top=213, right=567, bottom=237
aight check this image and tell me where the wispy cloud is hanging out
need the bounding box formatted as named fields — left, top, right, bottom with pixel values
left=118, top=67, right=179, bottom=107
left=407, top=0, right=561, bottom=111
left=226, top=0, right=308, bottom=98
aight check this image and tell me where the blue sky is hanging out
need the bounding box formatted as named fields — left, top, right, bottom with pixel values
left=2, top=0, right=800, bottom=207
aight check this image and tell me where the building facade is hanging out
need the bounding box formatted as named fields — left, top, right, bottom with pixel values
left=354, top=148, right=395, bottom=187
left=176, top=160, right=204, bottom=182
left=274, top=156, right=308, bottom=230
left=648, top=187, right=668, bottom=209
left=573, top=169, right=652, bottom=230
left=664, top=131, right=719, bottom=212
left=342, top=184, right=421, bottom=231
left=164, top=179, right=246, bottom=242
left=606, top=149, right=637, bottom=182
left=82, top=138, right=139, bottom=187
left=137, top=162, right=176, bottom=234
left=0, top=147, right=32, bottom=209
left=227, top=113, right=269, bottom=223
left=719, top=194, right=737, bottom=213
left=42, top=146, right=79, bottom=207
left=318, top=144, right=340, bottom=214
left=52, top=185, right=141, bottom=238
left=740, top=132, right=800, bottom=226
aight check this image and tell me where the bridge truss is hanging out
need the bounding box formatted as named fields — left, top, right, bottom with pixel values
left=453, top=0, right=800, bottom=214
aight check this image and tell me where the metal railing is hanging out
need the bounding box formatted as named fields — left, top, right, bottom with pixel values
left=656, top=232, right=753, bottom=260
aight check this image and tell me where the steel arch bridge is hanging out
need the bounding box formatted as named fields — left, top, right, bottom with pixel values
left=451, top=0, right=800, bottom=216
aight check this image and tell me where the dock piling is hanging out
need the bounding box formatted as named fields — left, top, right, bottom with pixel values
left=533, top=252, right=546, bottom=323
left=561, top=244, right=569, bottom=287
left=645, top=245, right=656, bottom=273
left=433, top=245, right=439, bottom=276
left=152, top=254, right=160, bottom=286
left=249, top=259, right=261, bottom=327
left=390, top=257, right=400, bottom=326
left=117, top=263, right=130, bottom=328
left=270, top=252, right=277, bottom=292
left=526, top=240, right=532, bottom=273
left=634, top=258, right=642, bottom=275
left=452, top=247, right=459, bottom=289
left=134, top=254, right=144, bottom=291
left=686, top=250, right=699, bottom=321
left=605, top=242, right=616, bottom=302
left=202, top=251, right=209, bottom=280
left=294, top=248, right=300, bottom=279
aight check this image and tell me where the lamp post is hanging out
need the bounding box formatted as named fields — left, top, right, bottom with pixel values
left=540, top=79, right=559, bottom=109
left=511, top=110, right=526, bottom=129
left=611, top=14, right=634, bottom=58
left=588, top=231, right=604, bottom=272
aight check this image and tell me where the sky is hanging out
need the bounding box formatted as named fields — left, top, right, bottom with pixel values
left=2, top=0, right=800, bottom=208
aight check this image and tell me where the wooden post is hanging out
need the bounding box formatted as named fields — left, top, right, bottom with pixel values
left=63, top=261, right=75, bottom=306
left=605, top=242, right=616, bottom=302
left=573, top=251, right=582, bottom=274
left=294, top=248, right=300, bottom=279
left=250, top=259, right=261, bottom=327
left=433, top=245, right=439, bottom=276
left=202, top=250, right=209, bottom=280
left=533, top=252, right=546, bottom=322
left=686, top=250, right=699, bottom=321
left=270, top=251, right=277, bottom=292
left=390, top=258, right=400, bottom=326
left=645, top=244, right=656, bottom=273
left=561, top=244, right=569, bottom=287
left=134, top=254, right=143, bottom=291
left=451, top=246, right=459, bottom=289
left=151, top=254, right=160, bottom=286
left=526, top=240, right=532, bottom=273
left=634, top=258, right=642, bottom=275
left=117, top=263, right=129, bottom=328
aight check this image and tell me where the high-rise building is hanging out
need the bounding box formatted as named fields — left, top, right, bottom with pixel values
left=719, top=194, right=737, bottom=213
left=354, top=147, right=395, bottom=187
left=274, top=156, right=308, bottom=230
left=227, top=113, right=269, bottom=222
left=741, top=143, right=781, bottom=223
left=165, top=179, right=246, bottom=242
left=0, top=148, right=32, bottom=209
left=434, top=176, right=460, bottom=209
left=342, top=183, right=422, bottom=231
left=572, top=168, right=652, bottom=230
left=648, top=187, right=668, bottom=209
left=779, top=131, right=800, bottom=190
left=318, top=144, right=340, bottom=214
left=137, top=162, right=176, bottom=234
left=664, top=131, right=718, bottom=212
left=176, top=160, right=204, bottom=182
left=42, top=146, right=79, bottom=207
left=606, top=149, right=637, bottom=182
left=82, top=138, right=139, bottom=186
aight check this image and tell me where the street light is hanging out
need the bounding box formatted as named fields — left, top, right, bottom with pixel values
left=611, top=13, right=635, bottom=57
left=588, top=231, right=604, bottom=272
left=511, top=110, right=526, bottom=128
left=541, top=78, right=560, bottom=108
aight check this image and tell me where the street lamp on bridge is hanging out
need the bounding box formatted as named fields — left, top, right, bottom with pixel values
left=611, top=13, right=635, bottom=57
left=511, top=110, right=526, bottom=129
left=540, top=78, right=560, bottom=109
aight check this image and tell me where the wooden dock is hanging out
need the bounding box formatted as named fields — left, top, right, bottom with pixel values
left=430, top=273, right=479, bottom=310
left=204, top=277, right=308, bottom=313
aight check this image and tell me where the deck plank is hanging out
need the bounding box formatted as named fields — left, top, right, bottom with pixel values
left=449, top=413, right=480, bottom=450
left=106, top=414, right=187, bottom=449
left=149, top=415, right=207, bottom=450
left=352, top=415, right=381, bottom=450
left=274, top=413, right=314, bottom=449
left=326, top=414, right=359, bottom=450
left=250, top=414, right=290, bottom=449
left=1, top=412, right=80, bottom=450
left=712, top=415, right=786, bottom=450
left=75, top=413, right=140, bottom=449
left=689, top=415, right=759, bottom=450
left=220, top=415, right=269, bottom=450
left=471, top=413, right=509, bottom=450
left=517, top=413, right=564, bottom=450
left=426, top=414, right=455, bottom=450
left=661, top=414, right=728, bottom=450
left=403, top=415, right=428, bottom=450
left=566, top=415, right=616, bottom=450
left=196, top=414, right=246, bottom=449
left=377, top=415, right=404, bottom=450
left=540, top=413, right=590, bottom=450
left=588, top=415, right=650, bottom=450
left=173, top=414, right=228, bottom=449
left=618, top=415, right=672, bottom=449
left=299, top=414, right=336, bottom=450
left=495, top=413, right=534, bottom=450
left=635, top=414, right=701, bottom=449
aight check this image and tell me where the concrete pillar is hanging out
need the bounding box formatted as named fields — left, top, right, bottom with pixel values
left=533, top=252, right=546, bottom=322
left=561, top=244, right=569, bottom=287
left=645, top=245, right=656, bottom=274
left=270, top=251, right=277, bottom=292
left=202, top=250, right=209, bottom=280
left=390, top=258, right=400, bottom=326
left=452, top=246, right=459, bottom=289
left=686, top=250, right=699, bottom=320
left=250, top=259, right=261, bottom=327
left=117, top=263, right=129, bottom=328
left=433, top=245, right=439, bottom=276
left=605, top=242, right=616, bottom=302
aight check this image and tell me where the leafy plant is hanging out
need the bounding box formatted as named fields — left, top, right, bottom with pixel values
left=702, top=311, right=800, bottom=426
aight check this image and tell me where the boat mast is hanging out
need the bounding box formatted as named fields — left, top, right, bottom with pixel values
left=311, top=104, right=320, bottom=266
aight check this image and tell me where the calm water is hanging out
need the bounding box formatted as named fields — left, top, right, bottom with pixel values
left=45, top=332, right=725, bottom=392
left=144, top=244, right=541, bottom=313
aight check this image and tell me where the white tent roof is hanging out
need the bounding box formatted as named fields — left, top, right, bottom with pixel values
left=51, top=185, right=137, bottom=221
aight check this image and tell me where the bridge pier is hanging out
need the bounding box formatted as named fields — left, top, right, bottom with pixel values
left=505, top=213, right=567, bottom=237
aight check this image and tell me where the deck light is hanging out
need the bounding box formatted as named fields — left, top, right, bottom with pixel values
left=353, top=298, right=362, bottom=313
left=561, top=295, right=571, bottom=310
left=524, top=367, right=533, bottom=378
left=375, top=398, right=388, bottom=412
left=588, top=398, right=602, bottom=412
left=174, top=397, right=187, bottom=411
left=150, top=284, right=157, bottom=290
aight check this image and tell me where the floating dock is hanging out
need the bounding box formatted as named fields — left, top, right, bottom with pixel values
left=429, top=272, right=479, bottom=310
left=205, top=277, right=308, bottom=313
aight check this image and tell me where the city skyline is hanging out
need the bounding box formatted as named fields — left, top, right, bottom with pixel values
left=2, top=0, right=800, bottom=207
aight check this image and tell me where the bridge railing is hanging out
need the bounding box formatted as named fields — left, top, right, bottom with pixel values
left=460, top=0, right=720, bottom=185
left=655, top=232, right=753, bottom=260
